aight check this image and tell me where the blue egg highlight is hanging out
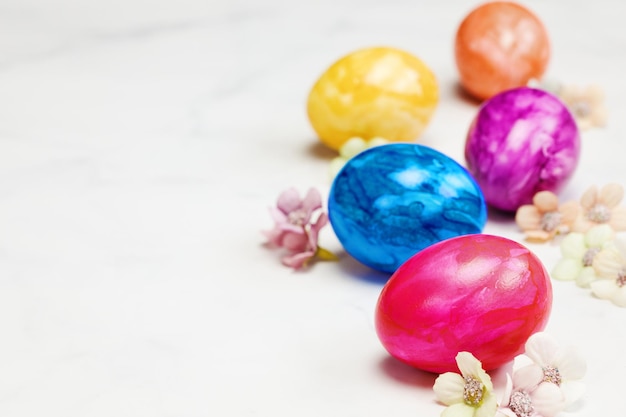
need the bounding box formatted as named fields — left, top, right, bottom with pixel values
left=328, top=143, right=487, bottom=273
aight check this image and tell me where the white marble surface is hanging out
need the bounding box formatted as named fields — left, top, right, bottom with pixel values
left=0, top=0, right=624, bottom=415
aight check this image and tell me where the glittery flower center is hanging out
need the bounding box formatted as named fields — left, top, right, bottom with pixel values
left=583, top=247, right=600, bottom=267
left=541, top=211, right=562, bottom=232
left=509, top=391, right=534, bottom=417
left=572, top=101, right=591, bottom=119
left=587, top=204, right=611, bottom=223
left=288, top=210, right=307, bottom=226
left=463, top=375, right=484, bottom=406
left=616, top=272, right=626, bottom=288
left=542, top=365, right=562, bottom=385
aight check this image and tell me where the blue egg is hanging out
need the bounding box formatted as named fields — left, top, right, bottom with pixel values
left=328, top=143, right=487, bottom=273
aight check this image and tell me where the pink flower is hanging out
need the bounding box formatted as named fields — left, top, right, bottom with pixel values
left=282, top=213, right=329, bottom=269
left=263, top=187, right=322, bottom=245
left=263, top=187, right=336, bottom=270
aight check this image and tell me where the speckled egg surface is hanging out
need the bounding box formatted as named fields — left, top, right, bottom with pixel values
left=375, top=234, right=552, bottom=373
left=465, top=87, right=580, bottom=212
left=328, top=143, right=486, bottom=273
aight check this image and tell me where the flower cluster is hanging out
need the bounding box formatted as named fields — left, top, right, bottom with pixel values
left=529, top=79, right=607, bottom=131
left=263, top=187, right=337, bottom=270
left=515, top=184, right=626, bottom=243
left=328, top=136, right=388, bottom=179
left=516, top=184, right=626, bottom=306
left=433, top=333, right=586, bottom=417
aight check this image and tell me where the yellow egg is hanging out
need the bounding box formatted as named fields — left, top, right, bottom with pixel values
left=307, top=47, right=439, bottom=151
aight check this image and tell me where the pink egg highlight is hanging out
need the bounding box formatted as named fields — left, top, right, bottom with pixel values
left=375, top=234, right=552, bottom=373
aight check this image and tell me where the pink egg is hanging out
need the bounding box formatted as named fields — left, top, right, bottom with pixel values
left=375, top=234, right=552, bottom=373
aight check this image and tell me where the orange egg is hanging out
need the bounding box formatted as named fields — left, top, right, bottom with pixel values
left=455, top=1, right=550, bottom=100
left=307, top=47, right=438, bottom=151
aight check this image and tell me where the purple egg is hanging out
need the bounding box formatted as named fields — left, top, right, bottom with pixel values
left=464, top=87, right=580, bottom=212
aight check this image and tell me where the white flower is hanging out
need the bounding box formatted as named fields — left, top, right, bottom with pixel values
left=433, top=352, right=497, bottom=417
left=516, top=332, right=586, bottom=408
left=591, top=238, right=626, bottom=307
left=497, top=372, right=565, bottom=417
left=551, top=224, right=614, bottom=287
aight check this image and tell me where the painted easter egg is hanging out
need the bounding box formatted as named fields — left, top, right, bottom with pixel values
left=328, top=143, right=486, bottom=273
left=465, top=87, right=580, bottom=212
left=307, top=47, right=438, bottom=151
left=455, top=1, right=550, bottom=100
left=375, top=234, right=552, bottom=373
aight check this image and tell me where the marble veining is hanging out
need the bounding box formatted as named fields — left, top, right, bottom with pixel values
left=0, top=1, right=623, bottom=416
left=329, top=144, right=486, bottom=273
left=465, top=87, right=580, bottom=212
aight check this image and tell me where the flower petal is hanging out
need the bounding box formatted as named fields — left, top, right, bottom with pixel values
left=329, top=157, right=347, bottom=179
left=586, top=84, right=605, bottom=103
left=575, top=266, right=597, bottom=288
left=530, top=382, right=566, bottom=417
left=496, top=409, right=517, bottom=417
left=512, top=364, right=543, bottom=391
left=515, top=205, right=542, bottom=230
left=524, top=332, right=559, bottom=367
left=308, top=213, right=329, bottom=249
left=269, top=207, right=289, bottom=225
left=500, top=374, right=513, bottom=406
left=475, top=392, right=497, bottom=417
left=609, top=206, right=626, bottom=231
left=576, top=118, right=592, bottom=131
left=590, top=279, right=618, bottom=300
left=456, top=352, right=493, bottom=390
left=277, top=187, right=302, bottom=213
left=599, top=183, right=624, bottom=208
left=524, top=230, right=552, bottom=242
left=441, top=403, right=476, bottom=417
left=561, top=381, right=586, bottom=407
left=533, top=191, right=559, bottom=212
left=433, top=372, right=465, bottom=405
left=551, top=258, right=582, bottom=281
left=610, top=286, right=626, bottom=307
left=262, top=226, right=284, bottom=247
left=558, top=84, right=580, bottom=103
left=281, top=250, right=315, bottom=269
left=339, top=137, right=367, bottom=159
left=584, top=224, right=614, bottom=247
left=559, top=232, right=586, bottom=258
left=612, top=237, right=626, bottom=258
left=591, top=105, right=608, bottom=126
left=281, top=231, right=310, bottom=252
left=579, top=185, right=598, bottom=210
left=301, top=188, right=322, bottom=215
left=558, top=200, right=580, bottom=225
left=592, top=248, right=623, bottom=279
left=554, top=346, right=586, bottom=381
left=367, top=137, right=389, bottom=147
left=571, top=217, right=593, bottom=233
